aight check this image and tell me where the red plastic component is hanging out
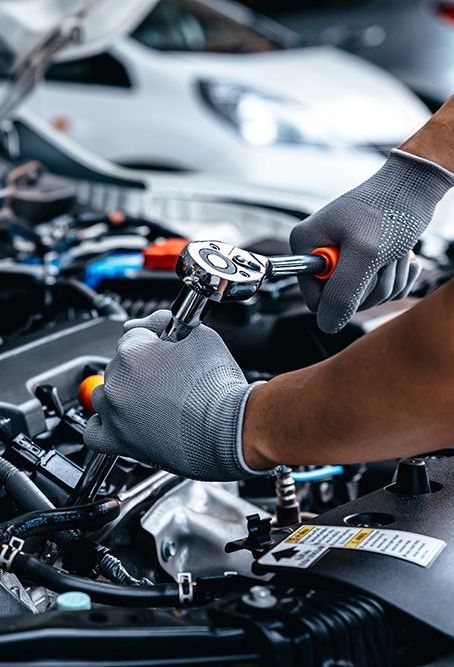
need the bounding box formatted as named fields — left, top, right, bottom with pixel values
left=143, top=238, right=189, bottom=271
left=437, top=2, right=454, bottom=24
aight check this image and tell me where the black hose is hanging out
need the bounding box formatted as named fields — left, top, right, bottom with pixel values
left=0, top=498, right=120, bottom=541
left=0, top=457, right=149, bottom=585
left=0, top=457, right=54, bottom=512
left=58, top=279, right=126, bottom=320
left=12, top=552, right=180, bottom=607
left=0, top=455, right=82, bottom=552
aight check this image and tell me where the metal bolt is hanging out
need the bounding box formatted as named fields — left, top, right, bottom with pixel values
left=242, top=585, right=277, bottom=609
left=161, top=539, right=177, bottom=562
left=275, top=465, right=300, bottom=526
left=250, top=586, right=270, bottom=601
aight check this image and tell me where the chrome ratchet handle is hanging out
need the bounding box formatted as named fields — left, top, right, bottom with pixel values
left=163, top=288, right=209, bottom=342
left=266, top=254, right=326, bottom=278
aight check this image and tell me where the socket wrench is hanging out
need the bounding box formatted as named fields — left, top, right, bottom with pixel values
left=164, top=240, right=339, bottom=342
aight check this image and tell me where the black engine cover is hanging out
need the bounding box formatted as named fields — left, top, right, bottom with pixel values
left=0, top=318, right=123, bottom=437
left=257, top=454, right=454, bottom=639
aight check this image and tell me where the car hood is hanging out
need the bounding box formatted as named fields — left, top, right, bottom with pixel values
left=171, top=45, right=430, bottom=145
left=0, top=0, right=159, bottom=120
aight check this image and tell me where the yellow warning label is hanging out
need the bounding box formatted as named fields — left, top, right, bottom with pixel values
left=261, top=524, right=446, bottom=569
left=345, top=528, right=373, bottom=549
left=286, top=525, right=315, bottom=544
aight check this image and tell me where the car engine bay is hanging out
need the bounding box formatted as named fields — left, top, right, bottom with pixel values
left=0, top=129, right=453, bottom=667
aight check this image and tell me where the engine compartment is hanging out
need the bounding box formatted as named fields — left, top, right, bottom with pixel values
left=0, top=137, right=454, bottom=667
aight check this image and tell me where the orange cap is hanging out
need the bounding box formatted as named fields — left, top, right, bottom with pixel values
left=108, top=210, right=127, bottom=226
left=78, top=374, right=104, bottom=414
left=311, top=246, right=340, bottom=281
left=143, top=237, right=189, bottom=271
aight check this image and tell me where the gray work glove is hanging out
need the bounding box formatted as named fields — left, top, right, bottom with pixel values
left=291, top=148, right=454, bottom=334
left=84, top=310, right=271, bottom=481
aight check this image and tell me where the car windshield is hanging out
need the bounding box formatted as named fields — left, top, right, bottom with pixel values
left=131, top=0, right=292, bottom=53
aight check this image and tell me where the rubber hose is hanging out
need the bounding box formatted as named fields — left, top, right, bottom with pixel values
left=59, top=279, right=126, bottom=320
left=0, top=457, right=54, bottom=512
left=0, top=458, right=146, bottom=586
left=0, top=459, right=151, bottom=586
left=12, top=552, right=180, bottom=607
left=0, top=498, right=120, bottom=541
left=291, top=466, right=345, bottom=483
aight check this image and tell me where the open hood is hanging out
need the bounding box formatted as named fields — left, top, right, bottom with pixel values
left=0, top=0, right=159, bottom=120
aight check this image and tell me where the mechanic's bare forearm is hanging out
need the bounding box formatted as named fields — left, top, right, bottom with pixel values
left=401, top=95, right=454, bottom=171
left=243, top=279, right=454, bottom=469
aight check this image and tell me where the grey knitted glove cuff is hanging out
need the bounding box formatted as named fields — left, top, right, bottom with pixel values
left=181, top=376, right=273, bottom=481
left=348, top=148, right=454, bottom=218
left=234, top=381, right=274, bottom=478
left=391, top=148, right=454, bottom=183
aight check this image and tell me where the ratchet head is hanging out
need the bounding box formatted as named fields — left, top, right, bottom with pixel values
left=164, top=241, right=268, bottom=342
left=175, top=240, right=268, bottom=302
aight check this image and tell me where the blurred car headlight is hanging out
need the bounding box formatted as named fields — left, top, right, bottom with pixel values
left=199, top=80, right=332, bottom=148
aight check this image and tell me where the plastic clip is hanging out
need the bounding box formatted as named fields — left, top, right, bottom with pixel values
left=177, top=572, right=193, bottom=606
left=0, top=537, right=24, bottom=570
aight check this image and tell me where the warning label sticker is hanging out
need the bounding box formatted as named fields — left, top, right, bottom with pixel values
left=259, top=524, right=446, bottom=570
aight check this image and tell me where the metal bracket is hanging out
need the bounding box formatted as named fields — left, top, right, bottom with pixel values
left=177, top=572, right=193, bottom=606
left=0, top=537, right=24, bottom=571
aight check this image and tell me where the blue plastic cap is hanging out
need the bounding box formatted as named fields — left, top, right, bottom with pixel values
left=56, top=591, right=92, bottom=611
left=84, top=253, right=143, bottom=289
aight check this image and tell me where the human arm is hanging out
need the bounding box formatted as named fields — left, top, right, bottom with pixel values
left=401, top=94, right=454, bottom=171
left=244, top=275, right=454, bottom=469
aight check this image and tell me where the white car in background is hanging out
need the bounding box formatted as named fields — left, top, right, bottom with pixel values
left=26, top=0, right=430, bottom=201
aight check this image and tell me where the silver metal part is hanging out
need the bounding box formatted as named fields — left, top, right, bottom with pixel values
left=164, top=240, right=327, bottom=341
left=165, top=290, right=208, bottom=342
left=140, top=480, right=271, bottom=580
left=161, top=539, right=177, bottom=562
left=275, top=465, right=300, bottom=527
left=93, top=469, right=178, bottom=543
left=0, top=571, right=37, bottom=615
left=242, top=585, right=277, bottom=609
left=28, top=585, right=56, bottom=614
left=267, top=254, right=325, bottom=277
left=98, top=553, right=139, bottom=586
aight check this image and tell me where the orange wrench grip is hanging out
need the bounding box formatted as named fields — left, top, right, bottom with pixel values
left=311, top=246, right=340, bottom=281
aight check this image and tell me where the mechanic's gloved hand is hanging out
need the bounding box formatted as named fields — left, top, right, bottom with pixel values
left=84, top=310, right=271, bottom=481
left=291, top=149, right=454, bottom=333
